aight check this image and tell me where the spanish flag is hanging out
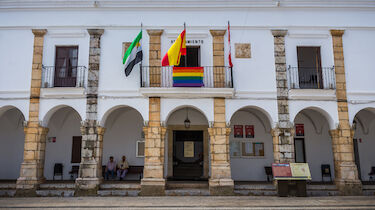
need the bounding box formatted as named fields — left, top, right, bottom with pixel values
left=161, top=30, right=186, bottom=66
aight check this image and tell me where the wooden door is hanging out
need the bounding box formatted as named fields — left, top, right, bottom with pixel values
left=54, top=46, right=78, bottom=87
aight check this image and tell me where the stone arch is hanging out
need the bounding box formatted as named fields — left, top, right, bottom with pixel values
left=42, top=105, right=83, bottom=127
left=100, top=105, right=145, bottom=128
left=229, top=105, right=273, bottom=131
left=352, top=107, right=375, bottom=135
left=165, top=105, right=209, bottom=125
left=292, top=106, right=336, bottom=130
left=0, top=105, right=26, bottom=122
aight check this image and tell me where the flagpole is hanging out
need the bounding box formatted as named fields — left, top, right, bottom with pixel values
left=184, top=22, right=187, bottom=67
left=140, top=23, right=143, bottom=86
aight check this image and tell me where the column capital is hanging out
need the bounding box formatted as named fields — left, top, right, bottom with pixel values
left=32, top=29, right=47, bottom=36
left=271, top=29, right=288, bottom=37
left=330, top=29, right=345, bottom=37
left=87, top=29, right=104, bottom=36
left=147, top=29, right=164, bottom=36
left=210, top=29, right=226, bottom=37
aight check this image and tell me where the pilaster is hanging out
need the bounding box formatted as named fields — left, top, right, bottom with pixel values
left=210, top=30, right=226, bottom=88
left=75, top=29, right=104, bottom=195
left=147, top=30, right=163, bottom=87
left=271, top=29, right=295, bottom=163
left=208, top=98, right=234, bottom=195
left=16, top=29, right=48, bottom=196
left=330, top=29, right=362, bottom=195
left=140, top=97, right=166, bottom=196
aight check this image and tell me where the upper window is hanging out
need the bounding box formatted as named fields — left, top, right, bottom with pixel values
left=54, top=46, right=78, bottom=87
left=297, top=47, right=323, bottom=89
left=176, top=46, right=200, bottom=67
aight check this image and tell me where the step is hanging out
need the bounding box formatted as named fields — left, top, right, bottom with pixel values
left=99, top=183, right=141, bottom=190
left=36, top=189, right=75, bottom=197
left=97, top=190, right=140, bottom=196
left=306, top=184, right=339, bottom=196
left=39, top=183, right=75, bottom=190
left=165, top=188, right=210, bottom=196
left=363, top=184, right=375, bottom=196
left=234, top=184, right=276, bottom=196
left=166, top=182, right=208, bottom=190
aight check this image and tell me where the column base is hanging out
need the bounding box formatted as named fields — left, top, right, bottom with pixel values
left=15, top=177, right=45, bottom=197
left=209, top=178, right=234, bottom=195
left=140, top=178, right=165, bottom=196
left=335, top=179, right=363, bottom=196
left=75, top=177, right=102, bottom=196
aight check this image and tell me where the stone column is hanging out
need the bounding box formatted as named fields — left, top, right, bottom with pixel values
left=147, top=30, right=163, bottom=87
left=271, top=29, right=295, bottom=163
left=140, top=97, right=166, bottom=195
left=208, top=98, right=234, bottom=195
left=210, top=30, right=226, bottom=88
left=75, top=29, right=104, bottom=195
left=16, top=29, right=48, bottom=196
left=329, top=29, right=362, bottom=195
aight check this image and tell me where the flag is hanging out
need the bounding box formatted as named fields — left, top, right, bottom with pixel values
left=162, top=29, right=186, bottom=66
left=123, top=30, right=142, bottom=77
left=173, top=67, right=204, bottom=87
left=228, top=22, right=233, bottom=68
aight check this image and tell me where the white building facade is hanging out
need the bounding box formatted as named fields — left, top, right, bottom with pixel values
left=0, top=0, right=374, bottom=196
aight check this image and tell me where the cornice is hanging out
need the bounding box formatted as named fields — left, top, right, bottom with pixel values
left=1, top=0, right=375, bottom=10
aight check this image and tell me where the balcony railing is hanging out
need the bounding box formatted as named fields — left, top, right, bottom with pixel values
left=287, top=66, right=336, bottom=89
left=42, top=65, right=87, bottom=88
left=140, top=66, right=233, bottom=88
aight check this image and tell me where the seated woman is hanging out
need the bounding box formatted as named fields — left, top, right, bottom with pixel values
left=117, top=155, right=129, bottom=180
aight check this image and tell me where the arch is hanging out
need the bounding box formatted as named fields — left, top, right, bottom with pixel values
left=229, top=105, right=274, bottom=130
left=0, top=105, right=26, bottom=121
left=292, top=106, right=336, bottom=130
left=42, top=105, right=82, bottom=127
left=353, top=107, right=375, bottom=135
left=165, top=105, right=209, bottom=125
left=100, top=105, right=145, bottom=127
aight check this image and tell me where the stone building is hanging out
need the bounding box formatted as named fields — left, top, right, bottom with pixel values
left=0, top=0, right=374, bottom=196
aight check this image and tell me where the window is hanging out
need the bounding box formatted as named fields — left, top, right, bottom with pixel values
left=54, top=46, right=78, bottom=87
left=71, top=136, right=82, bottom=163
left=136, top=141, right=145, bottom=157
left=176, top=46, right=200, bottom=67
left=297, top=46, right=323, bottom=89
left=230, top=141, right=264, bottom=157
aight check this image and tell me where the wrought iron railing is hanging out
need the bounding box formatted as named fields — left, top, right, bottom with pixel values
left=287, top=66, right=336, bottom=89
left=140, top=66, right=233, bottom=88
left=41, top=65, right=87, bottom=88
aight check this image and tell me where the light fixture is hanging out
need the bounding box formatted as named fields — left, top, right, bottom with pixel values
left=184, top=107, right=191, bottom=128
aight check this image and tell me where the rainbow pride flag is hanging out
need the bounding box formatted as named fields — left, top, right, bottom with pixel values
left=173, top=67, right=204, bottom=87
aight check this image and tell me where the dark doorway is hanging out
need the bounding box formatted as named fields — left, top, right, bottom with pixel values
left=54, top=46, right=79, bottom=87
left=173, top=130, right=204, bottom=180
left=297, top=47, right=323, bottom=89
left=294, top=138, right=306, bottom=163
left=176, top=46, right=200, bottom=67
left=353, top=138, right=362, bottom=180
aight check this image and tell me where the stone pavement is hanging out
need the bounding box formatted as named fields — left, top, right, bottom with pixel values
left=0, top=196, right=375, bottom=209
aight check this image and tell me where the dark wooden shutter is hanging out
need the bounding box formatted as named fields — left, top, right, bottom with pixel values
left=54, top=46, right=78, bottom=87
left=297, top=46, right=323, bottom=89
left=71, top=136, right=82, bottom=163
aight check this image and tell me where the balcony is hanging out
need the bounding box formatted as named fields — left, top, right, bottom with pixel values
left=287, top=66, right=336, bottom=90
left=41, top=65, right=87, bottom=88
left=139, top=66, right=234, bottom=98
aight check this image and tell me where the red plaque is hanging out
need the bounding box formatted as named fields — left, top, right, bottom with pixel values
left=245, top=125, right=254, bottom=138
left=295, top=124, right=304, bottom=136
left=233, top=125, right=243, bottom=138
left=272, top=163, right=292, bottom=178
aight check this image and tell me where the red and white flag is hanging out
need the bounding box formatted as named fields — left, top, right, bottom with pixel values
left=228, top=21, right=233, bottom=68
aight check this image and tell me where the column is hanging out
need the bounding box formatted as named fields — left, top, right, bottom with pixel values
left=208, top=98, right=234, bottom=195
left=140, top=97, right=166, bottom=195
left=147, top=29, right=163, bottom=87
left=210, top=30, right=226, bottom=88
left=75, top=29, right=104, bottom=195
left=330, top=29, right=362, bottom=195
left=271, top=29, right=295, bottom=163
left=16, top=29, right=48, bottom=196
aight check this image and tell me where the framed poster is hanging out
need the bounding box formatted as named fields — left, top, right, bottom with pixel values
left=295, top=124, right=304, bottom=136
left=230, top=141, right=241, bottom=157
left=241, top=142, right=254, bottom=156
left=254, top=142, right=264, bottom=156
left=245, top=125, right=254, bottom=138
left=184, top=141, right=194, bottom=158
left=234, top=125, right=243, bottom=138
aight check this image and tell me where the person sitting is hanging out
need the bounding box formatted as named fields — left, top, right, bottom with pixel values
left=105, top=156, right=116, bottom=180
left=117, top=155, right=129, bottom=180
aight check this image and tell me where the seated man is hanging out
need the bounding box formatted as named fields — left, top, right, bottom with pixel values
left=117, top=155, right=129, bottom=180
left=105, top=156, right=116, bottom=180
